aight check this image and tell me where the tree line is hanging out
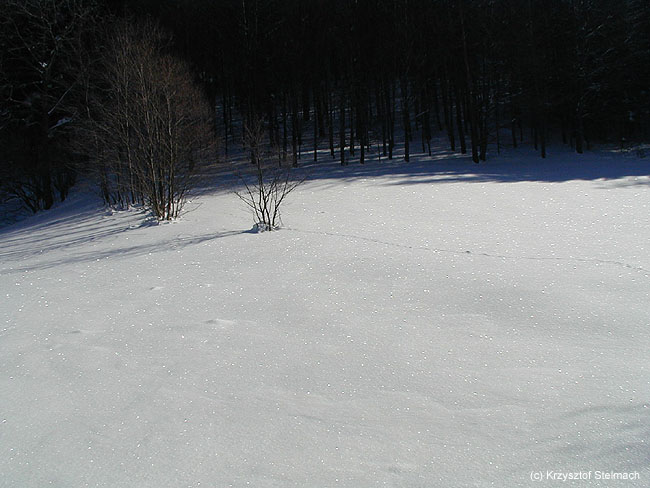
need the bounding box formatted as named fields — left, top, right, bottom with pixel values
left=144, top=0, right=649, bottom=161
left=2, top=0, right=649, bottom=217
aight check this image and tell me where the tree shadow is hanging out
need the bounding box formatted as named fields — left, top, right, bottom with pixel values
left=207, top=139, right=650, bottom=190
left=0, top=194, right=143, bottom=258
left=0, top=191, right=251, bottom=274
left=1, top=228, right=250, bottom=274
left=106, top=139, right=650, bottom=206
left=307, top=144, right=649, bottom=187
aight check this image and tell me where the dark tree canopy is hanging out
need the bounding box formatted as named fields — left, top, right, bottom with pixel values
left=2, top=0, right=650, bottom=214
left=119, top=0, right=650, bottom=157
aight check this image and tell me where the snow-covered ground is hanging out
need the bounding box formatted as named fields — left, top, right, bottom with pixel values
left=1, top=145, right=649, bottom=487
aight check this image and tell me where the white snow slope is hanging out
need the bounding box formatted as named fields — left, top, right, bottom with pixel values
left=1, top=146, right=649, bottom=487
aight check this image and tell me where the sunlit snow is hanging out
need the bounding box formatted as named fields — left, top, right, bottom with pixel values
left=1, top=144, right=649, bottom=487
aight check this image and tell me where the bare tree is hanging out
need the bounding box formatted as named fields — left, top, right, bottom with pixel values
left=0, top=0, right=100, bottom=212
left=78, top=19, right=216, bottom=220
left=234, top=119, right=305, bottom=231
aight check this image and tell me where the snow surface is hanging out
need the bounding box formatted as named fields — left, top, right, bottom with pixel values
left=1, top=145, right=649, bottom=487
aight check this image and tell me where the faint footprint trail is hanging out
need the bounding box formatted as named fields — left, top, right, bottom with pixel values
left=204, top=318, right=236, bottom=330
left=286, top=227, right=650, bottom=275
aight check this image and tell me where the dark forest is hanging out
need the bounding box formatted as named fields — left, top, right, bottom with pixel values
left=2, top=0, right=650, bottom=215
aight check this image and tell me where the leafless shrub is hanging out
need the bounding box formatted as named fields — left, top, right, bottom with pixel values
left=234, top=119, right=305, bottom=231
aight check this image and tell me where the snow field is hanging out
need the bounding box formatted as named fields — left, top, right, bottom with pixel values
left=1, top=147, right=649, bottom=487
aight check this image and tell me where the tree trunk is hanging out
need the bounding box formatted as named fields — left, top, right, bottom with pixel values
left=401, top=78, right=410, bottom=162
left=282, top=95, right=288, bottom=163
left=328, top=91, right=335, bottom=157
left=454, top=84, right=466, bottom=154
left=339, top=91, right=346, bottom=165
left=291, top=98, right=298, bottom=167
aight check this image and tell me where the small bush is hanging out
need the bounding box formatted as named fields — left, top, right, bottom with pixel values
left=234, top=120, right=305, bottom=230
